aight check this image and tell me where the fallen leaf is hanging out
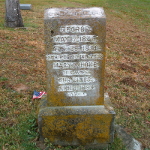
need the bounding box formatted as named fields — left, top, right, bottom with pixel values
left=120, top=77, right=137, bottom=87
left=145, top=121, right=150, bottom=125
left=2, top=145, right=8, bottom=150
left=13, top=83, right=29, bottom=92
left=14, top=111, right=20, bottom=115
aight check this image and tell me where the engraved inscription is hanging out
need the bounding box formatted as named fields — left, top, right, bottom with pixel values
left=45, top=8, right=104, bottom=19
left=60, top=25, right=92, bottom=33
left=53, top=61, right=99, bottom=69
left=53, top=35, right=98, bottom=43
left=47, top=24, right=103, bottom=97
left=46, top=53, right=103, bottom=61
left=67, top=92, right=87, bottom=97
left=62, top=70, right=91, bottom=76
left=58, top=76, right=96, bottom=84
left=52, top=44, right=101, bottom=53
left=58, top=85, right=95, bottom=92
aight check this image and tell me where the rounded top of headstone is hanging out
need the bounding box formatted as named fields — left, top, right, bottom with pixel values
left=44, top=7, right=105, bottom=19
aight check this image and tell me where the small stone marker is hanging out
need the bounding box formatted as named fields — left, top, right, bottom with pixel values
left=20, top=4, right=32, bottom=10
left=38, top=7, right=115, bottom=149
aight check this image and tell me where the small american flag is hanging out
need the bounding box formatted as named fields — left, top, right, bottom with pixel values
left=33, top=91, right=47, bottom=99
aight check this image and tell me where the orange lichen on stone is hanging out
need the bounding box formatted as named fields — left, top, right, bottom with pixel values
left=41, top=113, right=114, bottom=145
left=47, top=77, right=65, bottom=106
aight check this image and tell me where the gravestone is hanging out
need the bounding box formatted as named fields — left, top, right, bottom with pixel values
left=38, top=7, right=115, bottom=149
left=5, top=0, right=24, bottom=27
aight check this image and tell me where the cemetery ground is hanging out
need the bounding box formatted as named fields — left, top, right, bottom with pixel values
left=0, top=0, right=149, bottom=150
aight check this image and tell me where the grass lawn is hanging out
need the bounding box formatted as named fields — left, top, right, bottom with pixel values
left=0, top=0, right=149, bottom=149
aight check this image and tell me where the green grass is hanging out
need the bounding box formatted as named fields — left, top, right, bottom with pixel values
left=0, top=114, right=39, bottom=150
left=68, top=0, right=150, bottom=32
left=108, top=135, right=126, bottom=150
left=0, top=0, right=149, bottom=149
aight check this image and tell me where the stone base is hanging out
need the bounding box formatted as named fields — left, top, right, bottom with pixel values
left=38, top=94, right=115, bottom=149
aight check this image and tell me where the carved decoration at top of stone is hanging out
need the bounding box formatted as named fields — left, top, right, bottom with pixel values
left=44, top=7, right=105, bottom=19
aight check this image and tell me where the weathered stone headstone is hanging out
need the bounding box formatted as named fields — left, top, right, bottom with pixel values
left=38, top=7, right=115, bottom=149
left=5, top=0, right=24, bottom=27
